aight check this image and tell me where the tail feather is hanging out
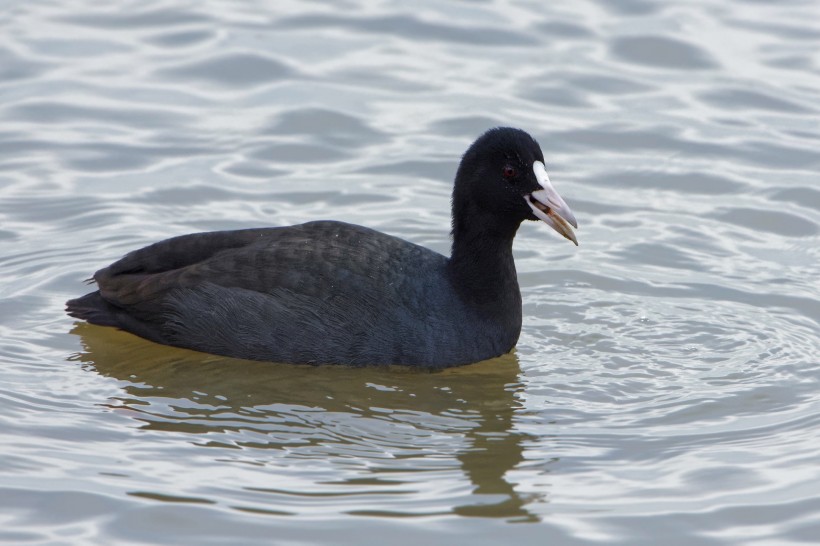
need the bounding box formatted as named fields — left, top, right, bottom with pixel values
left=66, top=290, right=170, bottom=346
left=66, top=291, right=120, bottom=328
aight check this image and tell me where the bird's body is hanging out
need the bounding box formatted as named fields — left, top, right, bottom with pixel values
left=67, top=128, right=577, bottom=368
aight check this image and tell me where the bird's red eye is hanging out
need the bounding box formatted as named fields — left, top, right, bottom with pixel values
left=503, top=165, right=516, bottom=178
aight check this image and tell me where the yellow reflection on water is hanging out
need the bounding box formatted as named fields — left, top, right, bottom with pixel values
left=70, top=322, right=550, bottom=521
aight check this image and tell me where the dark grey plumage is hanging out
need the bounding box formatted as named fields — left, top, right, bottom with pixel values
left=66, top=128, right=578, bottom=368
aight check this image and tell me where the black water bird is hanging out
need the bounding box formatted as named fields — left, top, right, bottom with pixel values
left=66, top=128, right=578, bottom=368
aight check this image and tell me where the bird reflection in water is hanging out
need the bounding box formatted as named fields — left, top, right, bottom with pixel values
left=70, top=323, right=551, bottom=521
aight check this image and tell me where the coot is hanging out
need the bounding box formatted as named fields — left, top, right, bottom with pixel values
left=67, top=127, right=578, bottom=368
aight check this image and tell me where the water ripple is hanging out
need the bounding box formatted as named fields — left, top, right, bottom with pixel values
left=1, top=0, right=819, bottom=543
left=611, top=36, right=719, bottom=69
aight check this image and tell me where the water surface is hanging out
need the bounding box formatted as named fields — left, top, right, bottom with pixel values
left=1, top=0, right=819, bottom=544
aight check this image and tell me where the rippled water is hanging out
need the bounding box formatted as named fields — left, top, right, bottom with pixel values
left=1, top=0, right=819, bottom=544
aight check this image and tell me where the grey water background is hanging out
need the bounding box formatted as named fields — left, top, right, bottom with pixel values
left=1, top=0, right=819, bottom=543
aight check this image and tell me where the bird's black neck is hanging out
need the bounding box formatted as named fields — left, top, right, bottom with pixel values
left=447, top=213, right=522, bottom=315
